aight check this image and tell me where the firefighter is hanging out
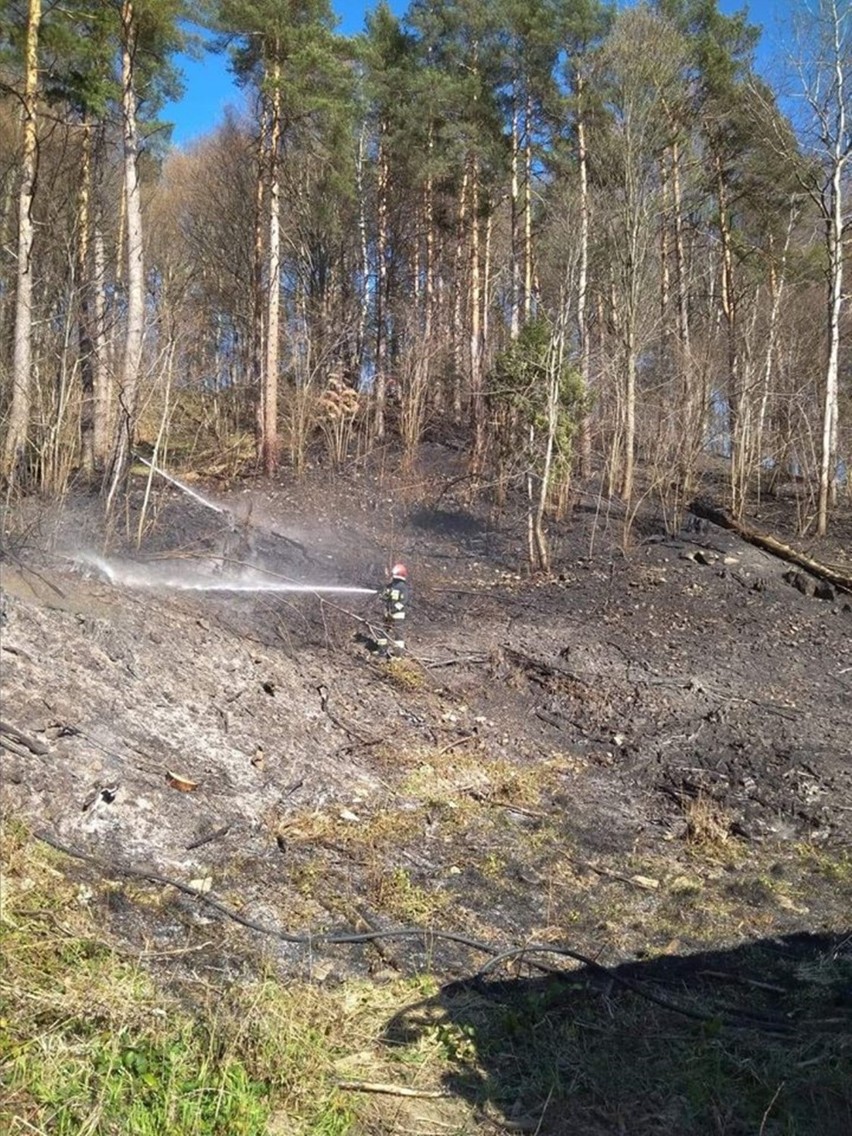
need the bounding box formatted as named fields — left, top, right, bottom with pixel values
left=376, top=562, right=409, bottom=657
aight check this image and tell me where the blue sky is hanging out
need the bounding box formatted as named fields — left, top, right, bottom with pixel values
left=165, top=0, right=785, bottom=148
left=167, top=2, right=406, bottom=145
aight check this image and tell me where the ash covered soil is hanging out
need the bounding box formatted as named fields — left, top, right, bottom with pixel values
left=2, top=452, right=851, bottom=984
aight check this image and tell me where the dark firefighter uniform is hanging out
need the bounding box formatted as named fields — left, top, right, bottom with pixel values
left=376, top=563, right=409, bottom=657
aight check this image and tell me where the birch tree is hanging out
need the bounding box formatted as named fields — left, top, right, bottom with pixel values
left=790, top=0, right=850, bottom=534
left=554, top=0, right=611, bottom=478
left=105, top=0, right=186, bottom=507
left=2, top=0, right=40, bottom=483
left=591, top=6, right=689, bottom=505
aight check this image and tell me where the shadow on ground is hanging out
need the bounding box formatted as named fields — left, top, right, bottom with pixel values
left=385, top=931, right=852, bottom=1136
left=408, top=506, right=494, bottom=540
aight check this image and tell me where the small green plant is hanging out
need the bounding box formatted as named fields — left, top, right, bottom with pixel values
left=372, top=866, right=447, bottom=923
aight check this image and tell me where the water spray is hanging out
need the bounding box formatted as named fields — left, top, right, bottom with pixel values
left=97, top=456, right=382, bottom=601
left=73, top=553, right=377, bottom=597
left=135, top=454, right=227, bottom=516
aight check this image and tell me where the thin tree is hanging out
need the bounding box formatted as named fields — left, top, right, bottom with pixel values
left=105, top=0, right=146, bottom=508
left=215, top=0, right=341, bottom=475
left=556, top=0, right=611, bottom=479
left=591, top=6, right=689, bottom=505
left=104, top=0, right=186, bottom=507
left=790, top=0, right=850, bottom=534
left=2, top=0, right=40, bottom=484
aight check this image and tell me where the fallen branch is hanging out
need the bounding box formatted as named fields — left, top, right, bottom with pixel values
left=481, top=799, right=546, bottom=819
left=0, top=736, right=33, bottom=759
left=0, top=720, right=50, bottom=756
left=505, top=647, right=587, bottom=685
left=437, top=734, right=478, bottom=756
left=316, top=684, right=376, bottom=746
left=565, top=857, right=659, bottom=890
left=698, top=970, right=787, bottom=995
left=534, top=708, right=605, bottom=743
left=337, top=1080, right=450, bottom=1099
left=689, top=499, right=852, bottom=593
left=423, top=654, right=490, bottom=669
left=185, top=824, right=231, bottom=851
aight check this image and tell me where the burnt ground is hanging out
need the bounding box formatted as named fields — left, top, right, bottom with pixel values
left=1, top=449, right=851, bottom=1132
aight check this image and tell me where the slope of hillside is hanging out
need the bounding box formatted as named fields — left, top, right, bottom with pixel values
left=2, top=459, right=850, bottom=1134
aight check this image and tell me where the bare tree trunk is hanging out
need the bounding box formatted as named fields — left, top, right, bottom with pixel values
left=451, top=167, right=469, bottom=417
left=575, top=73, right=592, bottom=479
left=672, top=141, right=691, bottom=367
left=356, top=123, right=370, bottom=378
left=622, top=321, right=636, bottom=504
left=483, top=210, right=492, bottom=363
left=671, top=138, right=697, bottom=491
left=532, top=320, right=566, bottom=573
left=424, top=157, right=435, bottom=343
left=105, top=0, right=145, bottom=510
left=374, top=123, right=389, bottom=440
left=716, top=160, right=743, bottom=517
left=660, top=156, right=671, bottom=328
left=2, top=0, right=40, bottom=483
left=510, top=96, right=521, bottom=340
left=253, top=98, right=268, bottom=464
left=757, top=216, right=794, bottom=500
left=523, top=90, right=533, bottom=323
left=92, top=200, right=111, bottom=467
left=817, top=6, right=847, bottom=534
left=469, top=157, right=485, bottom=475
left=261, top=59, right=282, bottom=477
left=79, top=118, right=96, bottom=476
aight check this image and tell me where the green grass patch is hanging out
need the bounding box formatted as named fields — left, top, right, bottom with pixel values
left=0, top=823, right=452, bottom=1135
left=3, top=808, right=850, bottom=1136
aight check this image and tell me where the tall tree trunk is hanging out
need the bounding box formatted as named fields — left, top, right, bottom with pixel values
left=79, top=118, right=96, bottom=475
left=424, top=168, right=435, bottom=342
left=253, top=100, right=268, bottom=463
left=660, top=155, right=671, bottom=328
left=469, top=157, right=485, bottom=474
left=2, top=0, right=40, bottom=483
left=757, top=216, right=794, bottom=500
left=356, top=123, right=370, bottom=378
left=451, top=167, right=469, bottom=417
left=575, top=73, right=592, bottom=479
left=261, top=58, right=282, bottom=477
left=483, top=209, right=493, bottom=364
left=671, top=141, right=691, bottom=369
left=523, top=89, right=533, bottom=323
left=622, top=321, right=637, bottom=505
left=817, top=23, right=846, bottom=535
left=510, top=93, right=521, bottom=339
left=374, top=123, right=389, bottom=440
left=532, top=320, right=566, bottom=573
left=105, top=0, right=145, bottom=508
left=716, top=159, right=743, bottom=516
left=92, top=201, right=111, bottom=467
left=669, top=138, right=696, bottom=493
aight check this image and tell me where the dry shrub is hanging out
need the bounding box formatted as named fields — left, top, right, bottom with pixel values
left=684, top=792, right=732, bottom=846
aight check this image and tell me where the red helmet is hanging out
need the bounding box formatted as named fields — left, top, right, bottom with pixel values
left=391, top=562, right=408, bottom=579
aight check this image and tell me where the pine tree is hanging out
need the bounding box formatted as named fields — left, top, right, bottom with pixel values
left=213, top=0, right=346, bottom=474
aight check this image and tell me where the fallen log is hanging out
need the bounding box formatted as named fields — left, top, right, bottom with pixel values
left=688, top=499, right=852, bottom=594
left=0, top=720, right=50, bottom=755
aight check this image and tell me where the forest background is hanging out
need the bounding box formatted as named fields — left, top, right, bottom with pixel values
left=0, top=0, right=849, bottom=546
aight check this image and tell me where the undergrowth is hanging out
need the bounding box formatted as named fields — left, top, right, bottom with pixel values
left=0, top=820, right=391, bottom=1135
left=2, top=817, right=850, bottom=1136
